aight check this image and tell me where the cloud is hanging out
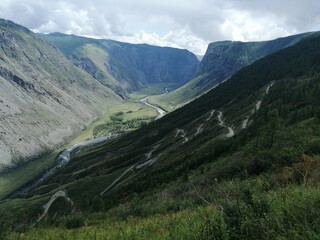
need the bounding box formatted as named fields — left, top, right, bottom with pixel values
left=220, top=9, right=292, bottom=42
left=115, top=28, right=209, bottom=56
left=0, top=0, right=320, bottom=55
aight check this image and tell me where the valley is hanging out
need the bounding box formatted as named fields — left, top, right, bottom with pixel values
left=1, top=18, right=320, bottom=240
left=0, top=81, right=174, bottom=200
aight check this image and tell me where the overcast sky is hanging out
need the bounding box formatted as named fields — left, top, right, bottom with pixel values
left=1, top=0, right=320, bottom=55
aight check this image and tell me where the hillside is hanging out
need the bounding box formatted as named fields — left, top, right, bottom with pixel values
left=149, top=32, right=314, bottom=111
left=41, top=33, right=200, bottom=97
left=2, top=33, right=320, bottom=239
left=0, top=19, right=121, bottom=170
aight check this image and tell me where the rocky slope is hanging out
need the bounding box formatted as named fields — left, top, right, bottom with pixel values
left=41, top=33, right=200, bottom=97
left=0, top=19, right=120, bottom=170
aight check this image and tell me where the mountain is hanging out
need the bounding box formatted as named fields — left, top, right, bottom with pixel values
left=41, top=33, right=200, bottom=97
left=150, top=32, right=314, bottom=111
left=36, top=32, right=320, bottom=198
left=3, top=32, right=320, bottom=238
left=0, top=19, right=121, bottom=170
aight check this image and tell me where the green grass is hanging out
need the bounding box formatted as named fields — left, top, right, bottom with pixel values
left=10, top=207, right=220, bottom=240
left=8, top=182, right=320, bottom=240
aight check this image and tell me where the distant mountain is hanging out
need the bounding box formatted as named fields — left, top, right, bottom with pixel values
left=0, top=19, right=120, bottom=169
left=150, top=32, right=314, bottom=111
left=41, top=33, right=200, bottom=97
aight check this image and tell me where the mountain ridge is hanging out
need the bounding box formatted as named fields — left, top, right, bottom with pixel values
left=0, top=19, right=121, bottom=169
left=149, top=32, right=315, bottom=111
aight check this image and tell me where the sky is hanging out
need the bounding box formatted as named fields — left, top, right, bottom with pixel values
left=1, top=0, right=320, bottom=55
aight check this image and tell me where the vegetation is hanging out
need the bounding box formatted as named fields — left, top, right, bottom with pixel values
left=2, top=30, right=320, bottom=239
left=93, top=116, right=150, bottom=136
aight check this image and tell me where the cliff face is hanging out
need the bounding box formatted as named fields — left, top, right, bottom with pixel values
left=153, top=32, right=314, bottom=109
left=0, top=19, right=120, bottom=169
left=197, top=33, right=312, bottom=91
left=101, top=41, right=200, bottom=89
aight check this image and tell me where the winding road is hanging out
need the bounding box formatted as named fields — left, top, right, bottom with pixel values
left=217, top=111, right=235, bottom=138
left=140, top=96, right=166, bottom=120
left=175, top=129, right=189, bottom=143
left=35, top=190, right=73, bottom=224
left=242, top=82, right=275, bottom=129
left=194, top=110, right=216, bottom=137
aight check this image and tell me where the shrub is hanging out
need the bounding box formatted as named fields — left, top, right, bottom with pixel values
left=64, top=214, right=86, bottom=229
left=0, top=220, right=8, bottom=240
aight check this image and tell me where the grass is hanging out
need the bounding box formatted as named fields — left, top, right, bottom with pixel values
left=8, top=181, right=320, bottom=240
left=9, top=207, right=220, bottom=240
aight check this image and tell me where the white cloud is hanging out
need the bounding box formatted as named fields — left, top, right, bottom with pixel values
left=114, top=28, right=209, bottom=56
left=0, top=0, right=320, bottom=55
left=220, top=10, right=292, bottom=42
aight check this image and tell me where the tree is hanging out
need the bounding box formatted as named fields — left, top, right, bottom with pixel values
left=293, top=155, right=316, bottom=186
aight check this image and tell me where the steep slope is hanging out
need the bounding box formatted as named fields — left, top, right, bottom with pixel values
left=150, top=32, right=314, bottom=111
left=41, top=33, right=200, bottom=97
left=3, top=30, right=320, bottom=239
left=0, top=19, right=120, bottom=170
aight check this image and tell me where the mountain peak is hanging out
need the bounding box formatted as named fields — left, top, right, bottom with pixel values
left=0, top=18, right=31, bottom=33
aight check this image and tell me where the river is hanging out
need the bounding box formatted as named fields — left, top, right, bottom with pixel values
left=140, top=96, right=166, bottom=120
left=8, top=133, right=117, bottom=198
left=8, top=96, right=166, bottom=198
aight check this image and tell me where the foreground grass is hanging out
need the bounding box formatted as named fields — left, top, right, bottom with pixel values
left=10, top=207, right=220, bottom=240
left=8, top=183, right=320, bottom=240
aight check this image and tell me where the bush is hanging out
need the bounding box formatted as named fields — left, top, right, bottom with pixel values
left=64, top=214, right=86, bottom=229
left=0, top=221, right=8, bottom=240
left=114, top=111, right=124, bottom=116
